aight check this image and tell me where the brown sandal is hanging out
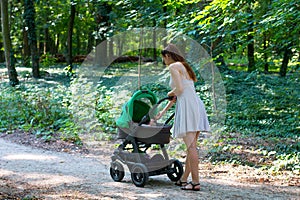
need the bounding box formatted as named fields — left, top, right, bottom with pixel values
left=181, top=182, right=200, bottom=191
left=175, top=180, right=187, bottom=186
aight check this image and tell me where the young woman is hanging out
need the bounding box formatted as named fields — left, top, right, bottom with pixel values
left=155, top=43, right=210, bottom=191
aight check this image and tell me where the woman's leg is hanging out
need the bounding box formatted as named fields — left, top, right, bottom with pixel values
left=180, top=150, right=190, bottom=182
left=182, top=131, right=200, bottom=189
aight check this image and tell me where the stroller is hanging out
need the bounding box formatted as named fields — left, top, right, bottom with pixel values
left=110, top=90, right=183, bottom=187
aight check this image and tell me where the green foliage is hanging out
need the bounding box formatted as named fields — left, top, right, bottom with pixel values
left=40, top=53, right=57, bottom=68
left=224, top=70, right=299, bottom=137
left=206, top=69, right=299, bottom=173
left=95, top=87, right=119, bottom=134
left=0, top=83, right=81, bottom=144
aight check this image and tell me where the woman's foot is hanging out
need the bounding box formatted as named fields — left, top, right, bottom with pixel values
left=175, top=180, right=188, bottom=186
left=181, top=182, right=200, bottom=191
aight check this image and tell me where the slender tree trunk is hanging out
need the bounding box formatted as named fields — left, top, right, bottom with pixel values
left=263, top=33, right=269, bottom=73
left=76, top=29, right=80, bottom=56
left=153, top=24, right=157, bottom=62
left=247, top=34, right=255, bottom=72
left=280, top=46, right=292, bottom=77
left=87, top=32, right=94, bottom=53
left=0, top=19, right=4, bottom=62
left=108, top=38, right=114, bottom=61
left=75, top=10, right=80, bottom=56
left=86, top=1, right=95, bottom=54
left=0, top=42, right=4, bottom=62
left=44, top=26, right=49, bottom=54
left=247, top=6, right=255, bottom=72
left=56, top=33, right=60, bottom=54
left=161, top=0, right=168, bottom=47
left=22, top=26, right=31, bottom=67
left=1, top=0, right=19, bottom=86
left=66, top=3, right=76, bottom=72
left=95, top=2, right=111, bottom=66
left=24, top=0, right=40, bottom=78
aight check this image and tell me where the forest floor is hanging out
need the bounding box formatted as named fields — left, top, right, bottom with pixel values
left=0, top=131, right=299, bottom=200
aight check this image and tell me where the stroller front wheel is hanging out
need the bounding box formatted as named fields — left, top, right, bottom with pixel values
left=131, top=163, right=149, bottom=187
left=167, top=160, right=183, bottom=182
left=110, top=161, right=125, bottom=182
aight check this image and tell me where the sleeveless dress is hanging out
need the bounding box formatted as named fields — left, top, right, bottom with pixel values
left=169, top=64, right=210, bottom=138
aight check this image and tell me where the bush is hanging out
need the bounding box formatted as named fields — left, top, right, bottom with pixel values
left=0, top=84, right=81, bottom=144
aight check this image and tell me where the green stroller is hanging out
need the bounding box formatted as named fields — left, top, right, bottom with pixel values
left=110, top=90, right=183, bottom=187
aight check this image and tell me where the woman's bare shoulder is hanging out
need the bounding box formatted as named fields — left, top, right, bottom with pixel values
left=169, top=62, right=183, bottom=71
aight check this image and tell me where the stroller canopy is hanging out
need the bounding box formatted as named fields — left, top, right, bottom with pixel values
left=116, top=90, right=158, bottom=128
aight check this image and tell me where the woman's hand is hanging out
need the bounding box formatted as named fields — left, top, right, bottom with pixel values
left=167, top=93, right=177, bottom=103
left=154, top=111, right=164, bottom=120
left=167, top=91, right=175, bottom=97
left=155, top=94, right=176, bottom=120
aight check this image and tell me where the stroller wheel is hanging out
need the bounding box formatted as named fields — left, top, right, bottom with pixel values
left=131, top=163, right=149, bottom=187
left=110, top=161, right=125, bottom=182
left=167, top=160, right=183, bottom=182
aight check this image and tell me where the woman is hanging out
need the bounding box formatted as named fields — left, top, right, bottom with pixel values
left=155, top=43, right=210, bottom=191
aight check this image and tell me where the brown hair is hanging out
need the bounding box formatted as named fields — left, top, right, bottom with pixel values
left=161, top=43, right=197, bottom=82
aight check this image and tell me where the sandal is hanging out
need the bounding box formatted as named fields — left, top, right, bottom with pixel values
left=175, top=180, right=187, bottom=186
left=181, top=182, right=200, bottom=191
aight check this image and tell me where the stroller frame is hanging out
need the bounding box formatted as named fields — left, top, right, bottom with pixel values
left=110, top=91, right=183, bottom=187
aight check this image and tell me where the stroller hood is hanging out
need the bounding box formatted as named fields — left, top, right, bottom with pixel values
left=116, top=90, right=158, bottom=128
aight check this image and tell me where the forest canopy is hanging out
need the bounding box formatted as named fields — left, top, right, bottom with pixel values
left=0, top=0, right=299, bottom=77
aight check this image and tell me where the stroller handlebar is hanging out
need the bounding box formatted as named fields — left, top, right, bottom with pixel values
left=138, top=96, right=175, bottom=126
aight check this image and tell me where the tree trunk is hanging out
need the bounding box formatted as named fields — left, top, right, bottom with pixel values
left=66, top=4, right=76, bottom=72
left=56, top=33, right=60, bottom=54
left=43, top=2, right=50, bottom=55
left=24, top=0, right=40, bottom=78
left=108, top=38, right=114, bottom=61
left=161, top=0, right=168, bottom=47
left=87, top=32, right=94, bottom=54
left=263, top=33, right=269, bottom=73
left=153, top=24, right=157, bottom=62
left=247, top=34, right=255, bottom=72
left=247, top=6, right=255, bottom=72
left=1, top=0, right=19, bottom=86
left=0, top=42, right=4, bottom=62
left=0, top=19, right=4, bottom=62
left=280, top=46, right=292, bottom=77
left=44, top=26, right=49, bottom=54
left=94, top=2, right=111, bottom=66
left=22, top=26, right=31, bottom=67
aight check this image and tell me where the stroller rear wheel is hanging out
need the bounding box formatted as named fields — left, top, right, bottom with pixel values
left=110, top=161, right=125, bottom=182
left=131, top=163, right=149, bottom=187
left=167, top=160, right=183, bottom=182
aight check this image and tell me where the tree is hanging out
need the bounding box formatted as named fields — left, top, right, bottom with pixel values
left=66, top=2, right=76, bottom=72
left=1, top=0, right=19, bottom=86
left=246, top=1, right=255, bottom=72
left=24, top=0, right=40, bottom=78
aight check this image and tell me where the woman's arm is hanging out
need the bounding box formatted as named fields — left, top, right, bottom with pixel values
left=155, top=99, right=175, bottom=120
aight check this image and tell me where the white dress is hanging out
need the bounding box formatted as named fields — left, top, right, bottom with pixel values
left=170, top=64, right=211, bottom=138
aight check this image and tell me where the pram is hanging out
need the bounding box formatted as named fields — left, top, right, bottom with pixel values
left=110, top=90, right=183, bottom=187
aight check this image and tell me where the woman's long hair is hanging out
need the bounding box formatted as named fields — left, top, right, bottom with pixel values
left=161, top=43, right=197, bottom=82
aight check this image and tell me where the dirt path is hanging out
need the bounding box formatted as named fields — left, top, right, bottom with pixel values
left=0, top=138, right=299, bottom=200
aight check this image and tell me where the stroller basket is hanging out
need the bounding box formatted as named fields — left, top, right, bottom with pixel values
left=118, top=123, right=172, bottom=144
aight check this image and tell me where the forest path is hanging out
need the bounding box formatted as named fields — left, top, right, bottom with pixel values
left=0, top=138, right=299, bottom=200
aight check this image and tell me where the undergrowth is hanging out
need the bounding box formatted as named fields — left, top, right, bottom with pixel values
left=0, top=64, right=299, bottom=173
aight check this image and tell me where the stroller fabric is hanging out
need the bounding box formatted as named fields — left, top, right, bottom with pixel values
left=116, top=90, right=158, bottom=128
